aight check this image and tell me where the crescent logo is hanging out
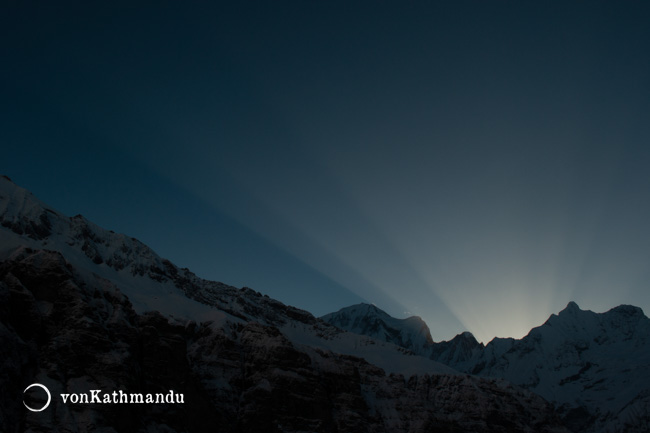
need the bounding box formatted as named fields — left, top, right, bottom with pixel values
left=23, top=383, right=51, bottom=412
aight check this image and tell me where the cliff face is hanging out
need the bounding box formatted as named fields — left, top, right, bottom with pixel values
left=0, top=248, right=570, bottom=433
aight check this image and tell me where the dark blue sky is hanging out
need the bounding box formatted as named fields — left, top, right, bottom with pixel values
left=2, top=1, right=650, bottom=342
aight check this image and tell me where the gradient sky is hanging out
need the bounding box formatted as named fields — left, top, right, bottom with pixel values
left=2, top=1, right=650, bottom=342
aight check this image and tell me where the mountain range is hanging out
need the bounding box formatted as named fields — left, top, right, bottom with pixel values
left=1, top=175, right=647, bottom=432
left=323, top=302, right=650, bottom=432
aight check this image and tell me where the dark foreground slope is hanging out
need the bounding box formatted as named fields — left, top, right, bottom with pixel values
left=0, top=248, right=570, bottom=433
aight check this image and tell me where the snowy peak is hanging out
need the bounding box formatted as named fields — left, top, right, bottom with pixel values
left=321, top=303, right=485, bottom=367
left=607, top=303, right=645, bottom=319
left=463, top=301, right=650, bottom=432
left=552, top=301, right=645, bottom=325
left=547, top=301, right=590, bottom=323
left=538, top=301, right=648, bottom=346
left=561, top=300, right=580, bottom=313
left=322, top=303, right=393, bottom=324
left=321, top=303, right=434, bottom=354
left=0, top=175, right=178, bottom=282
left=430, top=331, right=484, bottom=369
left=0, top=175, right=58, bottom=240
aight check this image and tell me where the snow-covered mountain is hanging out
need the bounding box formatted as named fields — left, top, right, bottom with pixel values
left=323, top=300, right=650, bottom=432
left=0, top=176, right=571, bottom=432
left=468, top=301, right=650, bottom=432
left=430, top=331, right=484, bottom=369
left=321, top=303, right=435, bottom=356
left=322, top=304, right=484, bottom=368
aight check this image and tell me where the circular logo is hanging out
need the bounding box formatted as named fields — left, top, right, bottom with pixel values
left=23, top=383, right=51, bottom=412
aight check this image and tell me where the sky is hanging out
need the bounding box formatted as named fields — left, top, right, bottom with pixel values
left=2, top=1, right=650, bottom=343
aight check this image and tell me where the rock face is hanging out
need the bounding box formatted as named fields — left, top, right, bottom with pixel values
left=0, top=248, right=570, bottom=433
